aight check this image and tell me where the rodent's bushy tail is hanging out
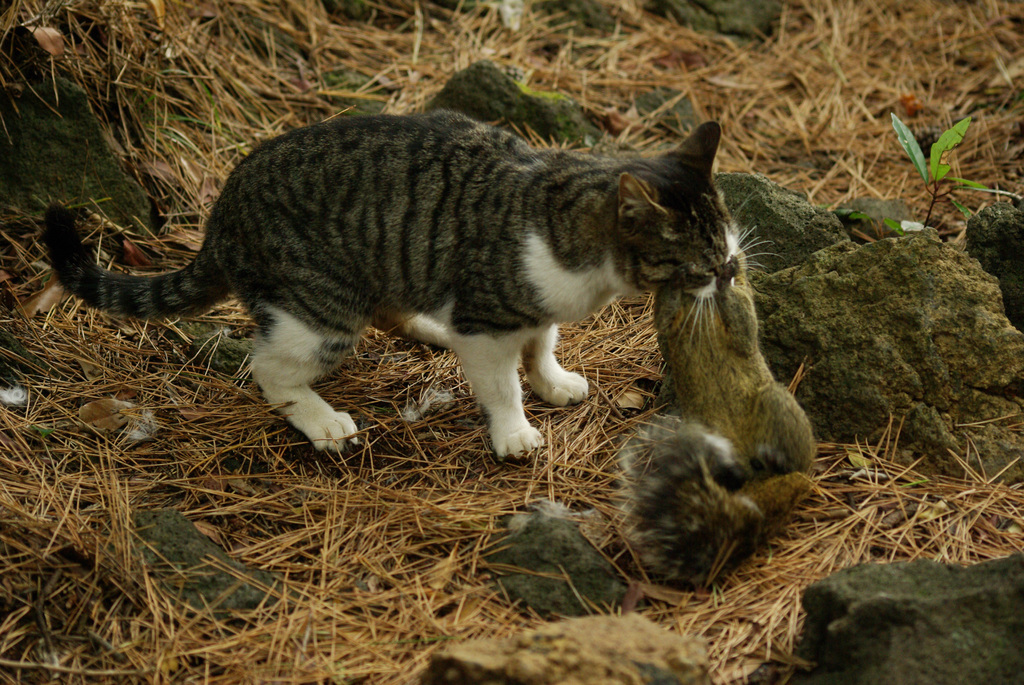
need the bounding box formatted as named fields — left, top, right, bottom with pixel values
left=618, top=417, right=816, bottom=585
left=43, top=204, right=229, bottom=318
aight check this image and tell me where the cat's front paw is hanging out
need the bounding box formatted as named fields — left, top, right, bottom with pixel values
left=289, top=407, right=361, bottom=452
left=529, top=369, right=589, bottom=407
left=491, top=423, right=544, bottom=458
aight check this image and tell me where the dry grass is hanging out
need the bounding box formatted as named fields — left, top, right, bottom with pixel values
left=1, top=0, right=1023, bottom=683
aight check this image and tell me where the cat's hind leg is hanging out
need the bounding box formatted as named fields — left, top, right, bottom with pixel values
left=251, top=307, right=362, bottom=451
left=450, top=332, right=542, bottom=457
left=522, top=324, right=589, bottom=407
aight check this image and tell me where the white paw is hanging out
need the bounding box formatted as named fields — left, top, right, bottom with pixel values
left=288, top=406, right=360, bottom=452
left=491, top=422, right=544, bottom=458
left=530, top=369, right=589, bottom=407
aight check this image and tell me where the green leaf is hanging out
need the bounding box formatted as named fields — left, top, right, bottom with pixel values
left=950, top=199, right=971, bottom=218
left=929, top=117, right=971, bottom=183
left=947, top=177, right=989, bottom=190
left=891, top=113, right=928, bottom=183
left=883, top=217, right=905, bottom=235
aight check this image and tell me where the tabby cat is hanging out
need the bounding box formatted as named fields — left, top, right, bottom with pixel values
left=44, top=110, right=735, bottom=456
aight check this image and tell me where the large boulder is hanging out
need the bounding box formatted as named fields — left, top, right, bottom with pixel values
left=966, top=201, right=1024, bottom=332
left=427, top=61, right=600, bottom=145
left=0, top=78, right=152, bottom=232
left=423, top=613, right=711, bottom=685
left=794, top=554, right=1024, bottom=685
left=717, top=173, right=849, bottom=273
left=752, top=233, right=1024, bottom=482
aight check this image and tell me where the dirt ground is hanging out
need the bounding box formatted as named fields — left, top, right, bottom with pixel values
left=1, top=1, right=1023, bottom=683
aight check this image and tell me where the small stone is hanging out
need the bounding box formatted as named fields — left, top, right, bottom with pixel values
left=646, top=0, right=782, bottom=42
left=133, top=509, right=282, bottom=613
left=178, top=323, right=253, bottom=377
left=486, top=507, right=625, bottom=616
left=635, top=88, right=699, bottom=135
left=535, top=0, right=616, bottom=32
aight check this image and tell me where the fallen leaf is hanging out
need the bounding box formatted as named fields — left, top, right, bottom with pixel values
left=428, top=547, right=458, bottom=591
left=77, top=359, right=104, bottom=381
left=141, top=159, right=175, bottom=183
left=79, top=398, right=134, bottom=433
left=615, top=389, right=646, bottom=410
left=636, top=582, right=690, bottom=606
left=199, top=176, right=218, bottom=205
left=899, top=93, right=924, bottom=117
left=0, top=269, right=14, bottom=283
left=147, top=0, right=166, bottom=29
left=846, top=449, right=872, bottom=469
left=915, top=499, right=951, bottom=523
left=30, top=26, right=64, bottom=57
left=122, top=238, right=152, bottom=267
left=226, top=478, right=257, bottom=496
left=192, top=520, right=225, bottom=546
left=114, top=384, right=137, bottom=401
left=1007, top=521, right=1023, bottom=534
left=17, top=277, right=65, bottom=317
left=187, top=3, right=218, bottom=19
left=601, top=108, right=633, bottom=136
left=654, top=48, right=706, bottom=70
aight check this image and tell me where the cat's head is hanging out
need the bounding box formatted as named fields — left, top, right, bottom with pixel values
left=615, top=121, right=738, bottom=292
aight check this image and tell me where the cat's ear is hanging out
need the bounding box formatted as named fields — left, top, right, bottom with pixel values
left=618, top=173, right=668, bottom=219
left=674, top=121, right=721, bottom=177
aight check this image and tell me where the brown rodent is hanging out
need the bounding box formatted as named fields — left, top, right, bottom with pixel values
left=620, top=247, right=815, bottom=584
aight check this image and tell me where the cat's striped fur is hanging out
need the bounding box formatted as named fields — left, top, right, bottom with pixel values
left=45, top=110, right=735, bottom=456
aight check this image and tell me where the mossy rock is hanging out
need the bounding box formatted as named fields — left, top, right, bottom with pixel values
left=320, top=68, right=386, bottom=116
left=133, top=509, right=282, bottom=613
left=647, top=0, right=781, bottom=41
left=0, top=78, right=152, bottom=232
left=536, top=0, right=616, bottom=31
left=427, top=61, right=600, bottom=145
left=176, top=323, right=253, bottom=377
left=753, top=233, right=1024, bottom=482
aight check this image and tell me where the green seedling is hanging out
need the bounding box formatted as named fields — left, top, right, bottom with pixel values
left=888, top=113, right=988, bottom=233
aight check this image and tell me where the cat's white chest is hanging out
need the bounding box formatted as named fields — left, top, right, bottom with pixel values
left=522, top=233, right=633, bottom=321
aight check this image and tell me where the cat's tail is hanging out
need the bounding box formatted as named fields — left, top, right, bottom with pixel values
left=43, top=204, right=230, bottom=318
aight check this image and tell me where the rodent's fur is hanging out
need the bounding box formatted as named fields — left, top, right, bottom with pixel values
left=620, top=250, right=815, bottom=584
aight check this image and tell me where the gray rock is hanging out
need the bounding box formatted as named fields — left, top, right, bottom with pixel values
left=486, top=508, right=625, bottom=616
left=0, top=325, right=47, bottom=386
left=636, top=87, right=699, bottom=136
left=320, top=68, right=386, bottom=117
left=179, top=323, right=253, bottom=376
left=0, top=78, right=152, bottom=232
left=836, top=197, right=914, bottom=240
left=536, top=0, right=616, bottom=32
left=133, top=509, right=282, bottom=613
left=646, top=0, right=781, bottom=41
left=966, top=202, right=1024, bottom=332
left=322, top=0, right=372, bottom=20
left=423, top=613, right=711, bottom=685
left=753, top=233, right=1024, bottom=482
left=717, top=173, right=849, bottom=273
left=427, top=61, right=600, bottom=145
left=794, top=555, right=1024, bottom=685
